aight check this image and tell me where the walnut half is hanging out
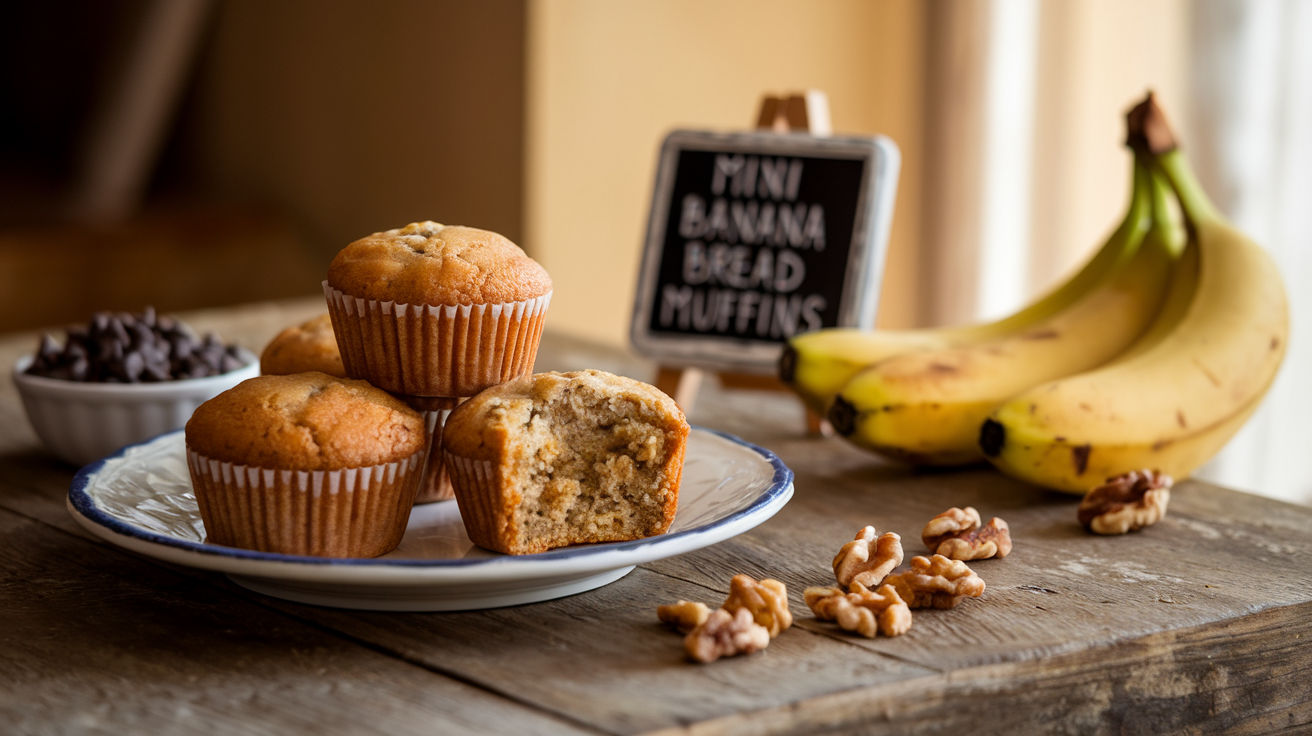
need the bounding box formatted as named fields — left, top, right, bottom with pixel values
left=885, top=555, right=986, bottom=609
left=833, top=526, right=904, bottom=589
left=934, top=517, right=1012, bottom=561
left=921, top=507, right=982, bottom=550
left=657, top=600, right=711, bottom=634
left=805, top=582, right=912, bottom=638
left=684, top=607, right=771, bottom=663
left=722, top=574, right=792, bottom=638
left=1078, top=470, right=1172, bottom=535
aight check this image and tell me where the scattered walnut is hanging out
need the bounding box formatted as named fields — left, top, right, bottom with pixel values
left=885, top=554, right=986, bottom=609
left=657, top=600, right=711, bottom=633
left=1078, top=470, right=1172, bottom=535
left=833, top=526, right=904, bottom=589
left=684, top=607, right=771, bottom=663
left=934, top=517, right=1012, bottom=560
left=805, top=582, right=912, bottom=638
left=921, top=506, right=982, bottom=550
left=722, top=574, right=792, bottom=637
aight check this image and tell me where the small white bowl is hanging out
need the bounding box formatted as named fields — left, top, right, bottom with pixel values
left=13, top=350, right=259, bottom=467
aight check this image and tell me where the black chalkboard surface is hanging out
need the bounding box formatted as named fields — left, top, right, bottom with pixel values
left=631, top=130, right=900, bottom=372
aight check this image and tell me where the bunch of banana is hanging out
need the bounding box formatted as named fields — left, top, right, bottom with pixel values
left=779, top=93, right=1288, bottom=491
left=778, top=158, right=1155, bottom=419
left=825, top=158, right=1178, bottom=465
left=979, top=96, right=1289, bottom=492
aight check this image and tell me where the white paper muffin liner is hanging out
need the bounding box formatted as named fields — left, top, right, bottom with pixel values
left=443, top=451, right=505, bottom=553
left=324, top=282, right=551, bottom=397
left=414, top=403, right=459, bottom=504
left=186, top=448, right=424, bottom=558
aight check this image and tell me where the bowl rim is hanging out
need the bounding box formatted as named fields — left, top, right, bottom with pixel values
left=13, top=347, right=260, bottom=397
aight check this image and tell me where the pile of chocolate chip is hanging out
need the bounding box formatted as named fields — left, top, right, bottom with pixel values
left=26, top=307, right=250, bottom=383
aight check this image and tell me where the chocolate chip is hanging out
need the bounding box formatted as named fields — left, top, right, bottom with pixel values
left=130, top=321, right=154, bottom=348
left=171, top=334, right=195, bottom=360
left=122, top=351, right=145, bottom=382
left=220, top=353, right=244, bottom=373
left=37, top=334, right=60, bottom=361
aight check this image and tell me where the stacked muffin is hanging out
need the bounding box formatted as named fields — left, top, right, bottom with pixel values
left=324, top=222, right=553, bottom=504
left=186, top=222, right=552, bottom=558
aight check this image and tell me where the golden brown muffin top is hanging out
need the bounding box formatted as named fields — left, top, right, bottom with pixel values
left=185, top=372, right=425, bottom=471
left=260, top=314, right=345, bottom=378
left=444, top=369, right=686, bottom=461
left=326, top=221, right=552, bottom=306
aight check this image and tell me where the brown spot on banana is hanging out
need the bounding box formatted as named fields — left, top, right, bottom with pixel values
left=1072, top=444, right=1092, bottom=475
left=1023, top=330, right=1060, bottom=340
left=1177, top=411, right=1187, bottom=428
left=929, top=362, right=957, bottom=374
left=1192, top=358, right=1223, bottom=387
left=1272, top=336, right=1282, bottom=351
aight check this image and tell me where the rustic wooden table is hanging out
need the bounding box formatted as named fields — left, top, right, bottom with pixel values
left=1, top=297, right=1309, bottom=735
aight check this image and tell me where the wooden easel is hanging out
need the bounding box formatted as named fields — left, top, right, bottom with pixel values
left=654, top=91, right=832, bottom=434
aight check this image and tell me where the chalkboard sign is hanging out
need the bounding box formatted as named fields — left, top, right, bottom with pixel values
left=630, top=129, right=900, bottom=372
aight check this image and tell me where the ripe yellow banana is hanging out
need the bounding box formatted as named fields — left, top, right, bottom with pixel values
left=780, top=153, right=1156, bottom=418
left=829, top=158, right=1177, bottom=466
left=979, top=97, right=1289, bottom=493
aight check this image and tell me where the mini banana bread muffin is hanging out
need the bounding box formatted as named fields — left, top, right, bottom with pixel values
left=324, top=221, right=552, bottom=397
left=259, top=313, right=346, bottom=378
left=185, top=372, right=426, bottom=558
left=443, top=369, right=688, bottom=555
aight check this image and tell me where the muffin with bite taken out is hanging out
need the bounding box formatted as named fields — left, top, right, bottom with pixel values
left=443, top=369, right=688, bottom=555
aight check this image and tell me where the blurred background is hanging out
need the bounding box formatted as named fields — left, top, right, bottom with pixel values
left=1, top=0, right=1307, bottom=505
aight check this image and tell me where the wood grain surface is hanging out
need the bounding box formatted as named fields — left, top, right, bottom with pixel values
left=0, top=297, right=1308, bottom=735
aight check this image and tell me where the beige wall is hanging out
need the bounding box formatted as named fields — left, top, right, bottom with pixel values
left=526, top=0, right=927, bottom=347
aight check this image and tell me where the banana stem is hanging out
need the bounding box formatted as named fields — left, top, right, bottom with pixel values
left=1155, top=150, right=1223, bottom=228
left=1124, top=92, right=1223, bottom=228
left=1145, top=154, right=1187, bottom=258
left=1118, top=158, right=1154, bottom=257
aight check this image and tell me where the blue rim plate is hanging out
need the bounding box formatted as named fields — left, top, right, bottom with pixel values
left=67, top=426, right=793, bottom=610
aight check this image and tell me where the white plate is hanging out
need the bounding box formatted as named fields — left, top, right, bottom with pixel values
left=68, top=427, right=793, bottom=611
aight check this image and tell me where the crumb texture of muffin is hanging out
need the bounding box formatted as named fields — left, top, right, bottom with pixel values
left=324, top=222, right=553, bottom=397
left=260, top=313, right=346, bottom=378
left=444, top=369, right=689, bottom=555
left=184, top=372, right=426, bottom=557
